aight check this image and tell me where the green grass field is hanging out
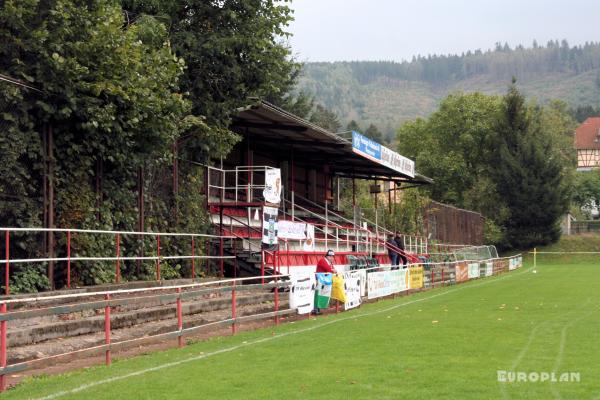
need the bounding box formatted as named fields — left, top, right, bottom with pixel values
left=5, top=259, right=600, bottom=400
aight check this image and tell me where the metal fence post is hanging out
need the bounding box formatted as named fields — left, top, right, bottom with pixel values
left=191, top=237, right=195, bottom=279
left=231, top=281, right=237, bottom=335
left=274, top=250, right=280, bottom=325
left=104, top=294, right=111, bottom=366
left=115, top=233, right=120, bottom=284
left=177, top=288, right=183, bottom=347
left=0, top=302, right=6, bottom=391
left=156, top=235, right=161, bottom=281
left=261, top=250, right=265, bottom=285
left=66, top=230, right=71, bottom=289
left=4, top=232, right=9, bottom=296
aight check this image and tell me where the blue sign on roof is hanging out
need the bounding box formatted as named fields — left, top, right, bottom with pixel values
left=351, top=130, right=415, bottom=178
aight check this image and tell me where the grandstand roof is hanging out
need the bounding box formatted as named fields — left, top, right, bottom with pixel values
left=575, top=117, right=600, bottom=150
left=232, top=100, right=433, bottom=185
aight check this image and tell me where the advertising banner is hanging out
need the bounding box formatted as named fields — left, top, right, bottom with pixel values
left=263, top=168, right=281, bottom=204
left=303, top=223, right=315, bottom=251
left=261, top=206, right=279, bottom=247
left=367, top=269, right=408, bottom=299
left=456, top=263, right=469, bottom=282
left=408, top=266, right=424, bottom=289
left=485, top=261, right=493, bottom=277
left=468, top=263, right=480, bottom=279
left=315, top=273, right=332, bottom=309
left=289, top=274, right=315, bottom=314
left=343, top=271, right=362, bottom=310
left=351, top=131, right=415, bottom=178
left=356, top=269, right=367, bottom=297
left=509, top=258, right=517, bottom=271
left=278, top=220, right=306, bottom=240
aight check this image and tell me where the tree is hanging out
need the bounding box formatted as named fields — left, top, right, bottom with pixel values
left=122, top=0, right=299, bottom=128
left=398, top=93, right=501, bottom=206
left=310, top=104, right=341, bottom=132
left=364, top=124, right=383, bottom=143
left=346, top=120, right=362, bottom=133
left=1, top=0, right=189, bottom=289
left=491, top=81, right=570, bottom=248
left=572, top=169, right=600, bottom=217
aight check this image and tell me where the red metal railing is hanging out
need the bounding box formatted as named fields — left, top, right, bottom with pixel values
left=0, top=228, right=235, bottom=293
left=0, top=255, right=521, bottom=391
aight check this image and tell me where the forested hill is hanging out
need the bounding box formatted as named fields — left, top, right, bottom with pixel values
left=297, top=41, right=600, bottom=138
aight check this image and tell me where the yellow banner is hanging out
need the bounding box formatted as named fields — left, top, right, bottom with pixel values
left=409, top=266, right=424, bottom=289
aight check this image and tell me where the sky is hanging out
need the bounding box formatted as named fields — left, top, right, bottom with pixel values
left=287, top=0, right=600, bottom=62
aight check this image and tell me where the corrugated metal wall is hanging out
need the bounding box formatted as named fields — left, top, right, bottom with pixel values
left=424, top=201, right=484, bottom=245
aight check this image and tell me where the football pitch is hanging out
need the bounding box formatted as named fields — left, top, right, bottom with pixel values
left=5, top=261, right=600, bottom=400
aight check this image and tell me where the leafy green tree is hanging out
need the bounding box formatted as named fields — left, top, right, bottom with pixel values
left=122, top=0, right=299, bottom=127
left=398, top=93, right=501, bottom=207
left=1, top=0, right=191, bottom=289
left=572, top=169, right=600, bottom=217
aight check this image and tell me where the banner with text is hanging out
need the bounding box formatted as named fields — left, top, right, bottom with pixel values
left=367, top=269, right=408, bottom=299
left=315, top=273, right=332, bottom=309
left=289, top=274, right=315, bottom=314
left=485, top=262, right=493, bottom=277
left=278, top=220, right=306, bottom=240
left=303, top=223, right=315, bottom=251
left=261, top=206, right=279, bottom=247
left=263, top=168, right=281, bottom=204
left=456, top=263, right=469, bottom=282
left=343, top=271, right=362, bottom=310
left=351, top=131, right=415, bottom=178
left=408, top=266, right=424, bottom=289
left=468, top=263, right=480, bottom=279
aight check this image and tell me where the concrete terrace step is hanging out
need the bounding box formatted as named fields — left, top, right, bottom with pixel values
left=8, top=298, right=289, bottom=365
left=7, top=290, right=277, bottom=347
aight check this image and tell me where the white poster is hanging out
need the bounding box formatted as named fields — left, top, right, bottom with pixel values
left=509, top=258, right=517, bottom=271
left=367, top=269, right=408, bottom=299
left=263, top=168, right=281, bottom=204
left=289, top=274, right=315, bottom=314
left=303, top=223, right=315, bottom=251
left=344, top=271, right=362, bottom=310
left=261, top=206, right=279, bottom=246
left=468, top=263, right=480, bottom=279
left=278, top=220, right=307, bottom=240
left=485, top=262, right=493, bottom=277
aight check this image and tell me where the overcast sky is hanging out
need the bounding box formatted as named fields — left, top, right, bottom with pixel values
left=288, top=0, right=600, bottom=62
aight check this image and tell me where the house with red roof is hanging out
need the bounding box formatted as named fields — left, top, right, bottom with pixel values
left=575, top=117, right=600, bottom=170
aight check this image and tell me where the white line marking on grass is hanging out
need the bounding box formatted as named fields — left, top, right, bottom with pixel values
left=500, top=297, right=593, bottom=400
left=550, top=300, right=599, bottom=400
left=34, top=267, right=534, bottom=400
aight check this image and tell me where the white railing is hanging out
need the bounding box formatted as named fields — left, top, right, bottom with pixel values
left=207, top=165, right=279, bottom=203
